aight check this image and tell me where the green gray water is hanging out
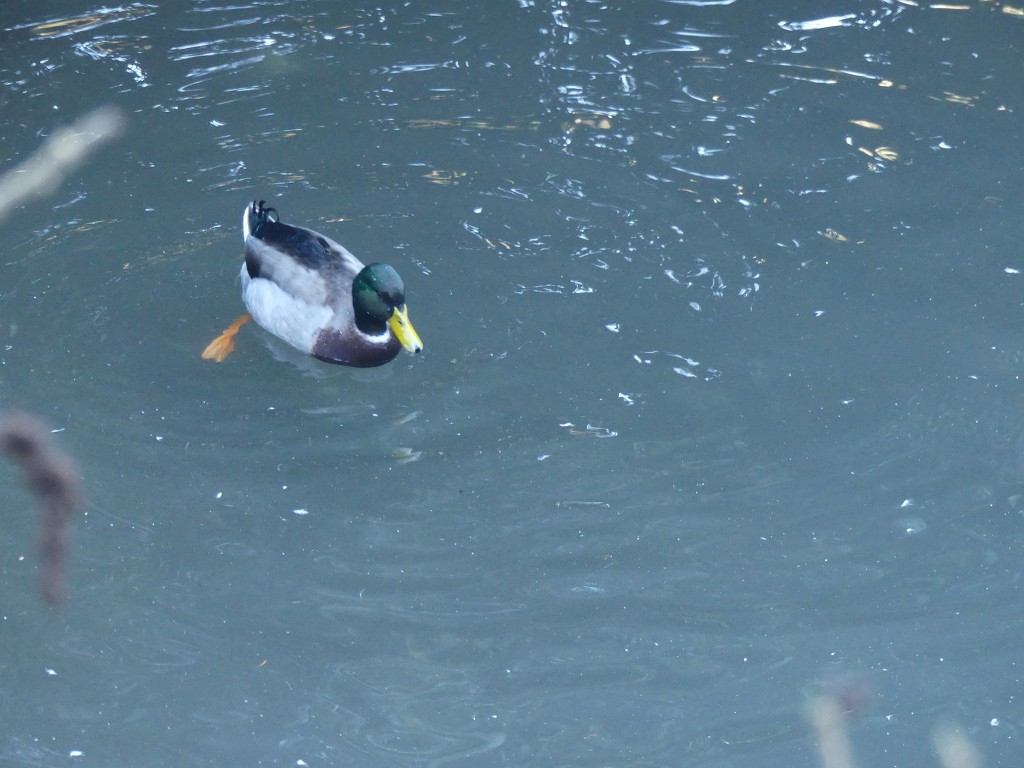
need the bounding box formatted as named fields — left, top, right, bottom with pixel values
left=1, top=1, right=1023, bottom=766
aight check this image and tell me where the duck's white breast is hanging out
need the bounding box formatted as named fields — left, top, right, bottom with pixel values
left=240, top=263, right=333, bottom=355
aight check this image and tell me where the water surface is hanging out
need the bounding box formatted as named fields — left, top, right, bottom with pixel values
left=1, top=1, right=1022, bottom=766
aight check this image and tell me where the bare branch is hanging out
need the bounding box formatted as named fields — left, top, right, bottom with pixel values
left=0, top=106, right=125, bottom=225
left=2, top=413, right=83, bottom=604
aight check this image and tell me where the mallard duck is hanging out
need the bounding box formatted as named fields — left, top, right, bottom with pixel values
left=203, top=200, right=423, bottom=367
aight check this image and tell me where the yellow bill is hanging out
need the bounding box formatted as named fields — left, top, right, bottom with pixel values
left=388, top=305, right=423, bottom=353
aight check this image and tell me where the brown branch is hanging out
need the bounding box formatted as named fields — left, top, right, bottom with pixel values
left=2, top=413, right=83, bottom=604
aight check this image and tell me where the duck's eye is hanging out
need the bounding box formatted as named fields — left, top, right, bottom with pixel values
left=379, top=287, right=404, bottom=309
left=372, top=294, right=391, bottom=316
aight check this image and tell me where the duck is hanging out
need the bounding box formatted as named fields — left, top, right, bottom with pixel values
left=203, top=200, right=423, bottom=367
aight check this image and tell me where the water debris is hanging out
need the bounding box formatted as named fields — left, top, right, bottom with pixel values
left=858, top=146, right=899, bottom=161
left=29, top=6, right=156, bottom=38
left=566, top=113, right=614, bottom=131
left=934, top=91, right=978, bottom=107
left=423, top=168, right=468, bottom=186
left=1, top=413, right=83, bottom=604
left=820, top=228, right=851, bottom=243
left=555, top=500, right=611, bottom=509
left=894, top=516, right=927, bottom=536
left=393, top=410, right=422, bottom=426
left=849, top=119, right=884, bottom=130
left=392, top=447, right=423, bottom=464
left=561, top=423, right=618, bottom=438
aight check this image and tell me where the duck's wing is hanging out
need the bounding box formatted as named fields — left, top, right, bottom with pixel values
left=242, top=203, right=364, bottom=308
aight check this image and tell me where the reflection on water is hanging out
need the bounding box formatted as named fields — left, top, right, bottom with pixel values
left=2, top=1, right=1023, bottom=766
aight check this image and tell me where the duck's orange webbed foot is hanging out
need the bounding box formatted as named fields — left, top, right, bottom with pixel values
left=202, top=314, right=251, bottom=362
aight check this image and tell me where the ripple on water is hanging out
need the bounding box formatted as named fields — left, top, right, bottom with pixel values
left=311, top=658, right=506, bottom=765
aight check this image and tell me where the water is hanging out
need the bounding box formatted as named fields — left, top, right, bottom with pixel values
left=1, top=1, right=1022, bottom=765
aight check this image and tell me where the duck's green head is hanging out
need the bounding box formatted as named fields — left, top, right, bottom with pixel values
left=353, top=263, right=424, bottom=353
